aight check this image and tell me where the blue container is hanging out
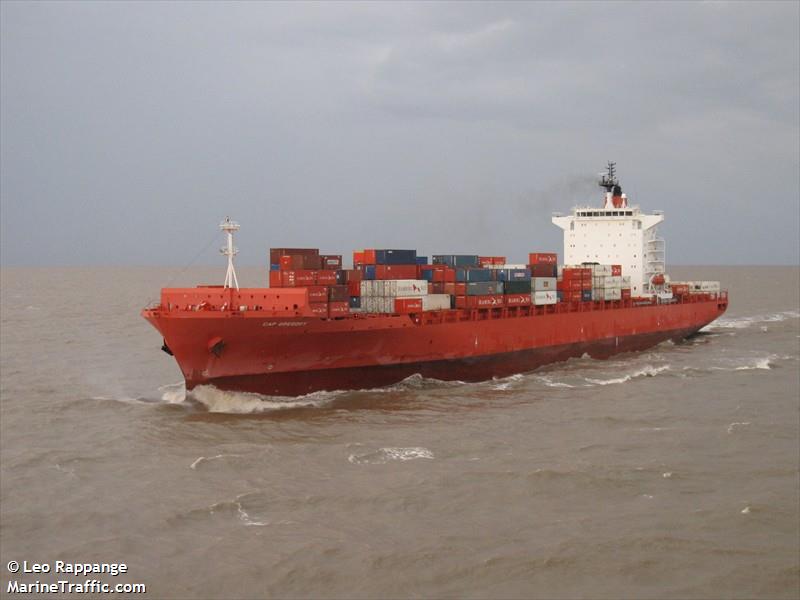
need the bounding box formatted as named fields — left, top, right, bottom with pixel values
left=270, top=264, right=280, bottom=271
left=375, top=249, right=417, bottom=265
left=466, top=281, right=504, bottom=296
left=495, top=268, right=531, bottom=282
left=456, top=268, right=493, bottom=282
left=504, top=280, right=532, bottom=294
left=432, top=254, right=479, bottom=267
left=419, top=268, right=435, bottom=282
left=364, top=265, right=376, bottom=280
left=581, top=290, right=592, bottom=302
left=349, top=297, right=361, bottom=309
left=557, top=291, right=564, bottom=301
left=415, top=256, right=428, bottom=265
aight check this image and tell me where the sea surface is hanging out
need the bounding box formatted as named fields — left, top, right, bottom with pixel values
left=1, top=265, right=798, bottom=599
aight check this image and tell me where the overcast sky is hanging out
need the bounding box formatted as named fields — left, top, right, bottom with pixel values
left=1, top=1, right=798, bottom=267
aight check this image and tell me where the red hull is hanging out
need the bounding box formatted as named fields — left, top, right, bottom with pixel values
left=143, top=296, right=727, bottom=397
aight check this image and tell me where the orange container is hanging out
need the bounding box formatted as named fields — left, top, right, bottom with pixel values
left=269, top=271, right=282, bottom=287
left=375, top=265, right=417, bottom=280
left=281, top=270, right=317, bottom=287
left=316, top=271, right=337, bottom=285
left=528, top=252, right=557, bottom=265
left=328, top=302, right=349, bottom=317
left=504, top=293, right=532, bottom=306
left=394, top=298, right=423, bottom=313
left=309, top=303, right=328, bottom=316
left=307, top=286, right=328, bottom=302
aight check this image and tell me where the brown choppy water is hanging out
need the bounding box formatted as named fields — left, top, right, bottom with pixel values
left=1, top=265, right=798, bottom=599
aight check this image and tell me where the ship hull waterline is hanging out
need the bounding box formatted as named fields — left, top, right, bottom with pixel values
left=144, top=300, right=726, bottom=398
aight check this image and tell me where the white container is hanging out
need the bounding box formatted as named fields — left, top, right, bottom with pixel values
left=422, top=294, right=451, bottom=311
left=591, top=288, right=605, bottom=301
left=590, top=264, right=612, bottom=276
left=532, top=291, right=557, bottom=305
left=384, top=279, right=428, bottom=297
left=697, top=281, right=721, bottom=292
left=622, top=276, right=631, bottom=288
left=532, top=277, right=557, bottom=291
left=604, top=275, right=623, bottom=289
left=604, top=288, right=622, bottom=300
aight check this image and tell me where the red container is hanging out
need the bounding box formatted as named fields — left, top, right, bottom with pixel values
left=316, top=271, right=338, bottom=285
left=269, top=248, right=318, bottom=265
left=531, top=264, right=557, bottom=277
left=582, top=280, right=592, bottom=290
left=479, top=256, right=505, bottom=267
left=309, top=303, right=328, bottom=316
left=621, top=289, right=632, bottom=299
left=504, top=293, right=532, bottom=306
left=454, top=283, right=467, bottom=296
left=347, top=280, right=361, bottom=296
left=328, top=302, right=349, bottom=317
left=328, top=285, right=349, bottom=302
left=394, top=298, right=423, bottom=314
left=279, top=255, right=295, bottom=270
left=430, top=282, right=446, bottom=294
left=281, top=270, right=317, bottom=287
left=352, top=251, right=365, bottom=267
left=529, top=252, right=557, bottom=265
left=307, top=286, right=328, bottom=302
left=345, top=269, right=363, bottom=282
left=456, top=294, right=504, bottom=308
left=269, top=271, right=282, bottom=287
left=320, top=255, right=343, bottom=270
left=363, top=249, right=377, bottom=265
left=611, top=265, right=622, bottom=276
left=421, top=266, right=455, bottom=283
left=375, top=265, right=418, bottom=280
left=443, top=283, right=457, bottom=296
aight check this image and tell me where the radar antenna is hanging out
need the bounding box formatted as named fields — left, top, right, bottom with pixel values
left=598, top=161, right=618, bottom=192
left=220, top=216, right=240, bottom=290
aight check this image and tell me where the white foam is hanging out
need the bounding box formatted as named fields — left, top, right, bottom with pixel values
left=159, top=382, right=187, bottom=404
left=491, top=374, right=524, bottom=390
left=662, top=472, right=673, bottom=478
left=741, top=506, right=751, bottom=514
left=533, top=376, right=576, bottom=388
left=702, top=310, right=799, bottom=332
left=208, top=495, right=268, bottom=526
left=189, top=385, right=336, bottom=413
left=348, top=447, right=434, bottom=465
left=727, top=422, right=751, bottom=434
left=189, top=454, right=240, bottom=470
left=584, top=364, right=670, bottom=386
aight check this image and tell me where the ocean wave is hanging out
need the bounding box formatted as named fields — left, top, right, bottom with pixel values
left=348, top=447, right=434, bottom=465
left=702, top=310, right=799, bottom=332
left=208, top=494, right=268, bottom=527
left=159, top=381, right=187, bottom=404
left=583, top=364, right=671, bottom=386
left=189, top=454, right=241, bottom=470
left=188, top=385, right=338, bottom=413
left=491, top=373, right=525, bottom=390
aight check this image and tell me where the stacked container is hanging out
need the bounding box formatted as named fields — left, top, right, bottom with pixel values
left=268, top=248, right=350, bottom=317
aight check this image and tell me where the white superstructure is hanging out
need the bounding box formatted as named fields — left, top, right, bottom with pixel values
left=552, top=163, right=665, bottom=297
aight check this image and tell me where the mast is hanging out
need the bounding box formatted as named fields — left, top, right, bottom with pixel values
left=220, top=216, right=240, bottom=290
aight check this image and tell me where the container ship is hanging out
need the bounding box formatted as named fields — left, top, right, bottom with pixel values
left=142, top=164, right=728, bottom=397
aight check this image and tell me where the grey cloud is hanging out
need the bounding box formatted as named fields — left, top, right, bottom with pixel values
left=1, top=1, right=797, bottom=268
